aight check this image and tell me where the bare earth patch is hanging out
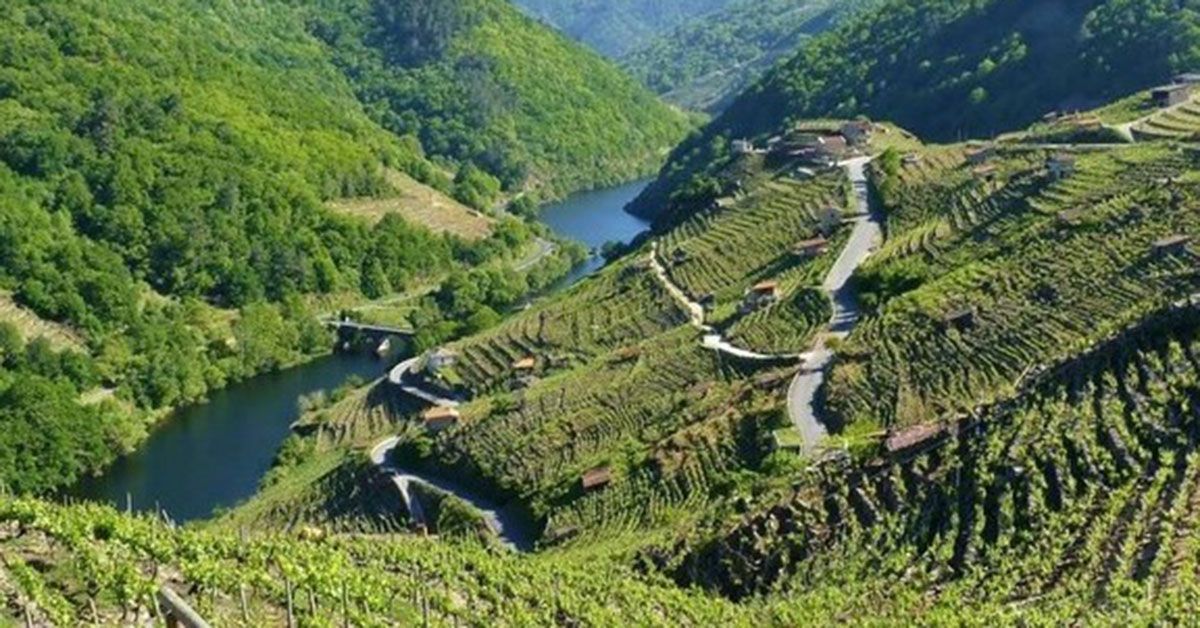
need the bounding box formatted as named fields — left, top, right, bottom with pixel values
left=329, top=170, right=494, bottom=241
left=0, top=292, right=85, bottom=353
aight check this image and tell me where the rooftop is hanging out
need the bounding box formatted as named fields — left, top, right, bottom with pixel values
left=885, top=423, right=946, bottom=453
left=581, top=466, right=612, bottom=490
left=512, top=356, right=537, bottom=370
left=422, top=406, right=461, bottom=422
left=751, top=280, right=780, bottom=293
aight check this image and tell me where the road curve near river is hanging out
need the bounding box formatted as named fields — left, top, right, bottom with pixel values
left=369, top=436, right=535, bottom=552
left=787, top=157, right=882, bottom=453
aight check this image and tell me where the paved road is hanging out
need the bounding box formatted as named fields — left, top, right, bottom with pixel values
left=787, top=157, right=882, bottom=453
left=388, top=357, right=461, bottom=407
left=369, top=437, right=534, bottom=551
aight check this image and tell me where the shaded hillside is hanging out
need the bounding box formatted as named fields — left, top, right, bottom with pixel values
left=622, top=0, right=876, bottom=112
left=631, top=0, right=1200, bottom=220
left=0, top=0, right=635, bottom=495
left=512, top=0, right=734, bottom=58
left=306, top=0, right=692, bottom=198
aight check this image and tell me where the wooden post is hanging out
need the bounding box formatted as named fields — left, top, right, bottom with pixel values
left=22, top=602, right=32, bottom=628
left=239, top=583, right=249, bottom=625
left=341, top=580, right=349, bottom=628
left=285, top=578, right=296, bottom=628
left=421, top=593, right=430, bottom=628
left=156, top=587, right=209, bottom=628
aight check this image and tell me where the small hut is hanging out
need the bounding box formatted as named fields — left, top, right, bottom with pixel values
left=942, top=307, right=977, bottom=332
left=511, top=356, right=537, bottom=372
left=793, top=237, right=830, bottom=259
left=581, top=466, right=613, bottom=492
left=1046, top=153, right=1077, bottom=179
left=422, top=406, right=461, bottom=432
left=1152, top=234, right=1192, bottom=257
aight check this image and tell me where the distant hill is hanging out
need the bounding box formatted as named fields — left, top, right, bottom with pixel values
left=511, top=0, right=734, bottom=58
left=631, top=0, right=1200, bottom=221
left=307, top=0, right=691, bottom=198
left=621, top=0, right=876, bottom=112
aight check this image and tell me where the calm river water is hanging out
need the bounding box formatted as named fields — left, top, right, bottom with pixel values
left=75, top=179, right=652, bottom=522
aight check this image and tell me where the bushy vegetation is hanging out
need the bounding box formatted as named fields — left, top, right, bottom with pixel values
left=632, top=0, right=1200, bottom=220
left=305, top=0, right=691, bottom=199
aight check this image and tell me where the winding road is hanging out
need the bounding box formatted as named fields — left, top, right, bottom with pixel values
left=647, top=157, right=881, bottom=452
left=787, top=157, right=881, bottom=453
left=369, top=436, right=534, bottom=551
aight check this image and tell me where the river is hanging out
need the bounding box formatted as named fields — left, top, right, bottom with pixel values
left=75, top=179, right=652, bottom=523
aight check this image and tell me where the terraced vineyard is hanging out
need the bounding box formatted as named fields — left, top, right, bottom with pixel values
left=0, top=499, right=743, bottom=626
left=658, top=170, right=848, bottom=305
left=1133, top=96, right=1200, bottom=141
left=830, top=143, right=1200, bottom=429
left=434, top=328, right=777, bottom=520
left=723, top=287, right=830, bottom=355
left=444, top=260, right=689, bottom=394
left=660, top=306, right=1200, bottom=622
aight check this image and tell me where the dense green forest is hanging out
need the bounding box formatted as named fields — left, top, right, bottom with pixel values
left=304, top=0, right=691, bottom=199
left=622, top=0, right=875, bottom=112
left=512, top=0, right=735, bottom=58
left=631, top=0, right=1200, bottom=220
left=0, top=0, right=671, bottom=494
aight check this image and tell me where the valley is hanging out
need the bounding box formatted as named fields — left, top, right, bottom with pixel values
left=2, top=0, right=1200, bottom=625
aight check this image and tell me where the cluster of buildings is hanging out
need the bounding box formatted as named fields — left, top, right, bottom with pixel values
left=733, top=120, right=876, bottom=169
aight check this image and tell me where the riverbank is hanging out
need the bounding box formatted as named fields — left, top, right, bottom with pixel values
left=77, top=178, right=655, bottom=529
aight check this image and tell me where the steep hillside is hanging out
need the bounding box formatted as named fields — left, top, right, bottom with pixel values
left=631, top=0, right=1200, bottom=220
left=305, top=0, right=691, bottom=198
left=512, top=0, right=734, bottom=58
left=0, top=0, right=622, bottom=495
left=622, top=0, right=875, bottom=112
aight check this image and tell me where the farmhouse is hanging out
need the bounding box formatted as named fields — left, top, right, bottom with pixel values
left=1046, top=153, right=1077, bottom=179
left=422, top=406, right=461, bottom=432
left=793, top=237, right=830, bottom=259
left=1152, top=84, right=1193, bottom=108
left=1152, top=234, right=1192, bottom=257
left=732, top=139, right=755, bottom=155
left=942, top=307, right=977, bottom=332
left=840, top=120, right=873, bottom=146
left=581, top=466, right=612, bottom=492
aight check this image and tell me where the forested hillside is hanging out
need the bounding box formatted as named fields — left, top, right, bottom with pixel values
left=631, top=0, right=1200, bottom=220
left=622, top=0, right=875, bottom=112
left=0, top=0, right=677, bottom=495
left=512, top=0, right=735, bottom=58
left=304, top=0, right=690, bottom=198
